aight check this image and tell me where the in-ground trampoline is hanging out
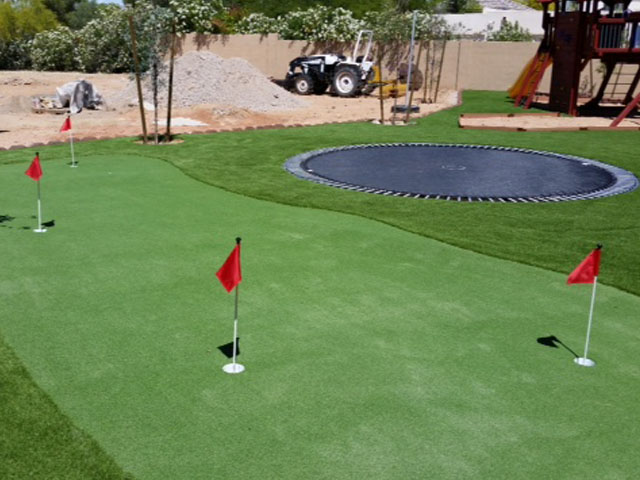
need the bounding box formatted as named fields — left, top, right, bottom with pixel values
left=284, top=143, right=638, bottom=203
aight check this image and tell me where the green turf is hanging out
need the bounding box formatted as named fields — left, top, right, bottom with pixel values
left=1, top=151, right=639, bottom=479
left=3, top=91, right=638, bottom=297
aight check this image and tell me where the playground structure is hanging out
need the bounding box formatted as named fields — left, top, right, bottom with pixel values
left=511, top=0, right=640, bottom=125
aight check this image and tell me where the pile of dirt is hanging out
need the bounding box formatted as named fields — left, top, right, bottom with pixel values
left=113, top=51, right=307, bottom=113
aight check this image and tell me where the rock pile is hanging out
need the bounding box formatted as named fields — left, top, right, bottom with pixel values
left=114, top=51, right=306, bottom=113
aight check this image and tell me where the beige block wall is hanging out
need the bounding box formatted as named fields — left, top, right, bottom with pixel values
left=175, top=34, right=624, bottom=95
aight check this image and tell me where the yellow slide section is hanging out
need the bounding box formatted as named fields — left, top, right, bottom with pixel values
left=508, top=52, right=552, bottom=99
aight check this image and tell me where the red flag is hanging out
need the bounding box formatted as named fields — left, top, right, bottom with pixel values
left=567, top=246, right=602, bottom=284
left=25, top=154, right=43, bottom=182
left=60, top=116, right=71, bottom=132
left=217, top=242, right=242, bottom=293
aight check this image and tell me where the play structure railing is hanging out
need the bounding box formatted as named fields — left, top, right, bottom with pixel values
left=594, top=16, right=640, bottom=53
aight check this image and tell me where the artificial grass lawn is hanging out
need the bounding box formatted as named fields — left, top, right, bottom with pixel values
left=3, top=91, right=638, bottom=297
left=1, top=151, right=640, bottom=478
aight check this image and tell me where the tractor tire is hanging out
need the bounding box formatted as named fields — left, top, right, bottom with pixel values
left=332, top=65, right=361, bottom=97
left=293, top=73, right=314, bottom=95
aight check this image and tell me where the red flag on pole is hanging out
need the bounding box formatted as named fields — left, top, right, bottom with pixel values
left=217, top=241, right=242, bottom=293
left=25, top=154, right=43, bottom=181
left=567, top=246, right=602, bottom=284
left=60, top=116, right=72, bottom=132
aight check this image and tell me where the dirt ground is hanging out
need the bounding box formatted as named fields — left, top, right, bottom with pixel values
left=0, top=70, right=461, bottom=149
left=2, top=70, right=638, bottom=150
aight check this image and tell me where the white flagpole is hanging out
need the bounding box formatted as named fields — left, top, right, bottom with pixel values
left=34, top=180, right=46, bottom=233
left=69, top=126, right=77, bottom=168
left=223, top=237, right=244, bottom=374
left=575, top=276, right=598, bottom=367
left=223, top=285, right=244, bottom=374
left=232, top=285, right=239, bottom=364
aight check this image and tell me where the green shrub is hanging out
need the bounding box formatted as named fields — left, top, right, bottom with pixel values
left=30, top=26, right=80, bottom=71
left=486, top=19, right=533, bottom=42
left=0, top=39, right=32, bottom=70
left=76, top=5, right=131, bottom=73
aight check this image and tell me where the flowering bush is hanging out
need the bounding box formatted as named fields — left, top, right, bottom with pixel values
left=0, top=39, right=32, bottom=69
left=235, top=13, right=278, bottom=35
left=169, top=0, right=224, bottom=34
left=236, top=6, right=364, bottom=41
left=76, top=5, right=132, bottom=73
left=30, top=26, right=80, bottom=71
left=277, top=7, right=364, bottom=41
left=486, top=19, right=533, bottom=42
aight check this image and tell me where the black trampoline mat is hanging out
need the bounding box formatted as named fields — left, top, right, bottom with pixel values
left=304, top=145, right=613, bottom=198
left=285, top=144, right=638, bottom=202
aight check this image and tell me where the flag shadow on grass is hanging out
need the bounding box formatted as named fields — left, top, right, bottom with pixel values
left=0, top=214, right=55, bottom=230
left=218, top=338, right=240, bottom=359
left=537, top=335, right=579, bottom=358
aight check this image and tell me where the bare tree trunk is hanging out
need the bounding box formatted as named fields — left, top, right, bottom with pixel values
left=434, top=39, right=447, bottom=104
left=128, top=14, right=147, bottom=144
left=152, top=58, right=159, bottom=145
left=422, top=40, right=431, bottom=103
left=166, top=21, right=176, bottom=143
left=377, top=44, right=385, bottom=124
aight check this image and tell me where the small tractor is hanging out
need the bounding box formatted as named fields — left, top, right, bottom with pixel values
left=285, top=30, right=375, bottom=97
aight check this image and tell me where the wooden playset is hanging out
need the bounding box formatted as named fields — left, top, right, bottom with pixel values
left=510, top=0, right=640, bottom=126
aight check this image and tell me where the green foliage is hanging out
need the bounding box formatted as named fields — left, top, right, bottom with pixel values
left=0, top=2, right=19, bottom=42
left=14, top=0, right=60, bottom=37
left=0, top=38, right=32, bottom=69
left=228, top=0, right=394, bottom=18
left=43, top=0, right=75, bottom=23
left=66, top=0, right=103, bottom=30
left=277, top=6, right=364, bottom=41
left=237, top=6, right=448, bottom=42
left=235, top=12, right=278, bottom=35
left=1, top=0, right=59, bottom=40
left=169, top=0, right=225, bottom=34
left=75, top=5, right=131, bottom=73
left=486, top=18, right=534, bottom=42
left=443, top=0, right=483, bottom=13
left=30, top=26, right=81, bottom=70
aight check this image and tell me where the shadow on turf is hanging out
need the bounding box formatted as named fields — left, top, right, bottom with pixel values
left=218, top=338, right=240, bottom=359
left=537, top=335, right=579, bottom=358
left=0, top=214, right=52, bottom=231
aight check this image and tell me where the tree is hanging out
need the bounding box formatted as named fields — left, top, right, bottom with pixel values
left=13, top=0, right=59, bottom=38
left=486, top=18, right=533, bottom=42
left=66, top=1, right=103, bottom=30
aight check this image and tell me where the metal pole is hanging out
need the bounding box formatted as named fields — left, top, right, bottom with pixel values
left=69, top=127, right=76, bottom=167
left=583, top=276, right=598, bottom=360
left=405, top=39, right=423, bottom=123
left=36, top=181, right=42, bottom=231
left=404, top=11, right=417, bottom=110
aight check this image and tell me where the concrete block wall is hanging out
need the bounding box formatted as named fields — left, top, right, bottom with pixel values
left=175, top=34, right=632, bottom=96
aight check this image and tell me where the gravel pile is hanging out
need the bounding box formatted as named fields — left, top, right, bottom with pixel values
left=114, top=51, right=306, bottom=112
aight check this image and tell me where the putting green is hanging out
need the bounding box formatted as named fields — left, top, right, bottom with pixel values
left=2, top=154, right=639, bottom=479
